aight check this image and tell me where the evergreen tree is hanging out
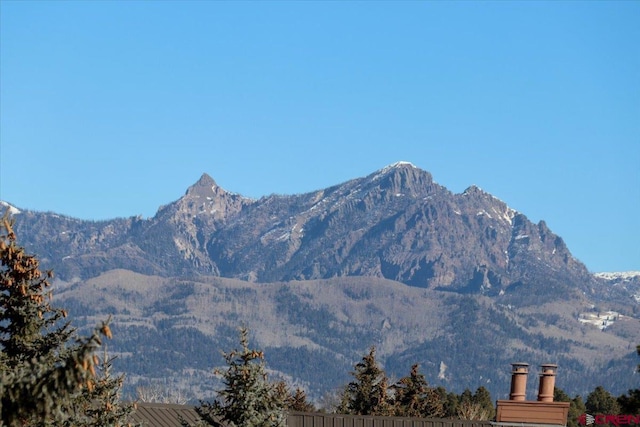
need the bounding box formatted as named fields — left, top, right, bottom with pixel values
left=0, top=215, right=123, bottom=426
left=391, top=364, right=444, bottom=418
left=337, top=347, right=392, bottom=416
left=571, top=396, right=587, bottom=425
left=433, top=386, right=458, bottom=418
left=273, top=381, right=315, bottom=412
left=457, top=389, right=475, bottom=420
left=555, top=388, right=586, bottom=427
left=586, top=386, right=620, bottom=415
left=473, top=387, right=495, bottom=420
left=456, top=387, right=494, bottom=421
left=285, top=386, right=316, bottom=413
left=617, top=389, right=640, bottom=414
left=72, top=349, right=138, bottom=426
left=192, top=327, right=286, bottom=427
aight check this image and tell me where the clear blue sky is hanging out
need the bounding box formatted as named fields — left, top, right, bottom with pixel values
left=1, top=1, right=638, bottom=273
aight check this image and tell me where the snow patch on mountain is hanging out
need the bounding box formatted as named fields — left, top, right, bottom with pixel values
left=595, top=271, right=640, bottom=280
left=371, top=161, right=417, bottom=181
left=0, top=201, right=21, bottom=215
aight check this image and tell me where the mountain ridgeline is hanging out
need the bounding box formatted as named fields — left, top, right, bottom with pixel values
left=10, top=163, right=594, bottom=296
left=4, top=162, right=639, bottom=401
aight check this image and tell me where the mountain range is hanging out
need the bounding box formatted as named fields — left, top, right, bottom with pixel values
left=2, top=162, right=639, bottom=403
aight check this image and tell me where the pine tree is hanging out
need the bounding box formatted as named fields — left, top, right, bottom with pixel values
left=337, top=347, right=392, bottom=416
left=0, top=214, right=126, bottom=426
left=392, top=364, right=443, bottom=418
left=586, top=386, right=620, bottom=415
left=192, top=327, right=286, bottom=427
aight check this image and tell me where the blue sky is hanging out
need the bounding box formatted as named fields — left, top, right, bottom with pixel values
left=1, top=1, right=638, bottom=273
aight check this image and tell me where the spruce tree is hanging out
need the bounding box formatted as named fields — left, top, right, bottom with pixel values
left=0, top=214, right=126, bottom=426
left=338, top=347, right=392, bottom=416
left=72, top=349, right=138, bottom=426
left=392, top=364, right=443, bottom=418
left=192, top=327, right=286, bottom=427
left=274, top=382, right=315, bottom=413
left=287, top=388, right=315, bottom=412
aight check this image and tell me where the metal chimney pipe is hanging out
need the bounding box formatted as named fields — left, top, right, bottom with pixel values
left=509, top=363, right=529, bottom=401
left=537, top=364, right=558, bottom=402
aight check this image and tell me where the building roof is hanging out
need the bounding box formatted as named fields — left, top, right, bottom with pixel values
left=130, top=402, right=203, bottom=427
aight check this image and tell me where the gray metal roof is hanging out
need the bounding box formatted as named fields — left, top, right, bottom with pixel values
left=130, top=402, right=203, bottom=427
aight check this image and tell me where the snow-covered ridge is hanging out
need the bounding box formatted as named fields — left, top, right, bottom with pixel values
left=368, top=161, right=418, bottom=183
left=386, top=160, right=416, bottom=169
left=0, top=201, right=21, bottom=215
left=373, top=161, right=417, bottom=177
left=594, top=271, right=640, bottom=280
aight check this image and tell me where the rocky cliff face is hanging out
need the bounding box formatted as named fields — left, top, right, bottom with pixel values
left=6, top=162, right=599, bottom=300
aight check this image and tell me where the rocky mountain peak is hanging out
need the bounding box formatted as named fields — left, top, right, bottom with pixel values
left=367, top=161, right=436, bottom=198
left=196, top=172, right=217, bottom=186
left=184, top=173, right=221, bottom=198
left=157, top=173, right=252, bottom=225
left=462, top=185, right=484, bottom=195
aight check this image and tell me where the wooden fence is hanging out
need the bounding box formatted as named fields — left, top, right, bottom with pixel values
left=287, top=412, right=493, bottom=427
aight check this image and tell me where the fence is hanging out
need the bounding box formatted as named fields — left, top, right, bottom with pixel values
left=287, top=412, right=493, bottom=427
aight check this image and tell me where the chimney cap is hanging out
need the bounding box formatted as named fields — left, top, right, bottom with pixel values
left=511, top=362, right=529, bottom=369
left=539, top=364, right=558, bottom=375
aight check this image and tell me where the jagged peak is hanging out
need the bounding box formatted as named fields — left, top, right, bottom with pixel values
left=184, top=173, right=222, bottom=196
left=462, top=184, right=484, bottom=195
left=182, top=173, right=255, bottom=206
left=195, top=173, right=218, bottom=187
left=362, top=161, right=438, bottom=199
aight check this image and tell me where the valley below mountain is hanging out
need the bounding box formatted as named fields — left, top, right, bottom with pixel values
left=3, top=162, right=639, bottom=402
